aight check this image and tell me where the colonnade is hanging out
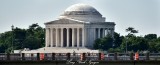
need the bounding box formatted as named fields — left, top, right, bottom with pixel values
left=45, top=27, right=114, bottom=47
left=95, top=28, right=114, bottom=39
left=45, top=28, right=85, bottom=47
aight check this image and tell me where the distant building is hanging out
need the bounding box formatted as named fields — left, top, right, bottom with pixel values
left=22, top=3, right=115, bottom=53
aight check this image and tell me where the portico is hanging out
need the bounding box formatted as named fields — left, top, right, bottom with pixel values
left=45, top=22, right=114, bottom=48
left=45, top=27, right=84, bottom=47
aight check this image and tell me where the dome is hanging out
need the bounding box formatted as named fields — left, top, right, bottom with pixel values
left=65, top=3, right=97, bottom=12
left=61, top=3, right=102, bottom=16
left=59, top=3, right=105, bottom=22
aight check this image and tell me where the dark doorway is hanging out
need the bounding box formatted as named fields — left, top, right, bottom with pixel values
left=69, top=28, right=72, bottom=47
left=63, top=28, right=67, bottom=47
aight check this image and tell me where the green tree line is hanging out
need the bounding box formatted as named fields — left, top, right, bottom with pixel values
left=0, top=24, right=160, bottom=53
left=94, top=27, right=160, bottom=53
left=0, top=23, right=45, bottom=53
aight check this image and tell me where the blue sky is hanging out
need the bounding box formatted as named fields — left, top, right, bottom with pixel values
left=0, top=0, right=159, bottom=36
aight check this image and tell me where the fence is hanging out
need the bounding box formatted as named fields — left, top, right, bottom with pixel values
left=0, top=53, right=160, bottom=61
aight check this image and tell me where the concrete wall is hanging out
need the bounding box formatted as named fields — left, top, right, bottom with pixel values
left=1, top=61, right=160, bottom=65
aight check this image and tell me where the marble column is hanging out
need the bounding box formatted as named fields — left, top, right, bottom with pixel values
left=109, top=28, right=111, bottom=34
left=72, top=28, right=75, bottom=47
left=77, top=28, right=79, bottom=47
left=105, top=28, right=107, bottom=35
left=93, top=28, right=96, bottom=41
left=82, top=28, right=84, bottom=47
left=56, top=28, right=58, bottom=47
left=107, top=28, right=109, bottom=35
left=45, top=28, right=49, bottom=47
left=61, top=28, right=63, bottom=47
left=111, top=28, right=114, bottom=37
left=67, top=28, right=69, bottom=47
left=50, top=28, right=53, bottom=47
left=84, top=28, right=87, bottom=47
left=98, top=28, right=100, bottom=38
left=102, top=28, right=105, bottom=38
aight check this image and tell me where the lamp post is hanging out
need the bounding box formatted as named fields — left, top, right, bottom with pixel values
left=125, top=37, right=128, bottom=53
left=11, top=25, right=14, bottom=53
left=125, top=37, right=128, bottom=60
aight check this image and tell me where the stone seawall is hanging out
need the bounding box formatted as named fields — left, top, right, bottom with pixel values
left=0, top=61, right=160, bottom=65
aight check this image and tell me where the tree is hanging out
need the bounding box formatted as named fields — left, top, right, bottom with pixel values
left=23, top=36, right=41, bottom=49
left=148, top=37, right=160, bottom=52
left=94, top=35, right=113, bottom=50
left=102, top=35, right=113, bottom=50
left=25, top=23, right=45, bottom=49
left=121, top=27, right=140, bottom=52
left=144, top=34, right=157, bottom=40
left=148, top=40, right=157, bottom=52
left=13, top=27, right=26, bottom=49
left=0, top=23, right=45, bottom=53
left=113, top=32, right=123, bottom=48
left=121, top=36, right=148, bottom=52
left=0, top=31, right=12, bottom=53
left=126, top=27, right=138, bottom=36
left=94, top=39, right=101, bottom=50
left=94, top=32, right=124, bottom=52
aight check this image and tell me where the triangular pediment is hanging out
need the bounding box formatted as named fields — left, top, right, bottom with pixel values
left=45, top=18, right=84, bottom=25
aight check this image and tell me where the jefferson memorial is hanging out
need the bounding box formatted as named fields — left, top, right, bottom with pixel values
left=21, top=3, right=115, bottom=53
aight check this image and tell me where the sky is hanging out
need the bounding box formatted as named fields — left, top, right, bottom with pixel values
left=0, top=0, right=160, bottom=36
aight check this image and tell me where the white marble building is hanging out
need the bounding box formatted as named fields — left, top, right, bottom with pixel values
left=21, top=3, right=115, bottom=53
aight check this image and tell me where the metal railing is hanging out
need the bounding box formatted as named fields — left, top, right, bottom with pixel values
left=0, top=53, right=160, bottom=61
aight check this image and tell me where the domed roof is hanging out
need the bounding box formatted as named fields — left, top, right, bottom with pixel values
left=61, top=3, right=102, bottom=16
left=65, top=3, right=97, bottom=12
